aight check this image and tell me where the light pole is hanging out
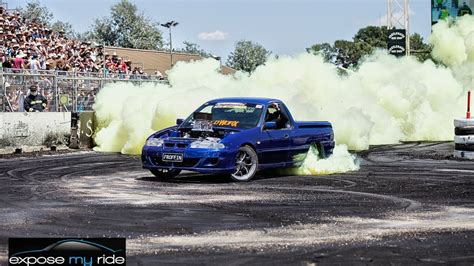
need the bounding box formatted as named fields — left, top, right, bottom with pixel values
left=160, top=20, right=179, bottom=69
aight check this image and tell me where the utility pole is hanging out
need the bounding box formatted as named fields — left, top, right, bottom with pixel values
left=160, top=21, right=179, bottom=69
left=387, top=0, right=411, bottom=55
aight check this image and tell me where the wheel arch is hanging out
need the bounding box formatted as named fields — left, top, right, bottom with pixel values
left=311, top=141, right=327, bottom=159
left=240, top=142, right=257, bottom=152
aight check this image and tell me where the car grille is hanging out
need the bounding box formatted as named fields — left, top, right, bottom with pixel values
left=153, top=157, right=200, bottom=167
left=164, top=142, right=190, bottom=149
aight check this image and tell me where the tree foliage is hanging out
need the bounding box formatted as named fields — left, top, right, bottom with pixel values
left=226, top=40, right=271, bottom=73
left=20, top=1, right=78, bottom=37
left=409, top=33, right=432, bottom=62
left=179, top=41, right=212, bottom=57
left=307, top=26, right=431, bottom=68
left=20, top=1, right=53, bottom=26
left=87, top=0, right=163, bottom=50
left=51, top=21, right=76, bottom=38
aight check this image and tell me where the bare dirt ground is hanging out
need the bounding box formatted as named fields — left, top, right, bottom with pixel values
left=0, top=142, right=473, bottom=265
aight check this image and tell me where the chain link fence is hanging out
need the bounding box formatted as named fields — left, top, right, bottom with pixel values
left=0, top=69, right=166, bottom=112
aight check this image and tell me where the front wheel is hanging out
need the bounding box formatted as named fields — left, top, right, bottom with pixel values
left=230, top=146, right=258, bottom=182
left=150, top=168, right=181, bottom=180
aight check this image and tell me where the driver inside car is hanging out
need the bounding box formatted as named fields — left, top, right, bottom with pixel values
left=265, top=103, right=290, bottom=129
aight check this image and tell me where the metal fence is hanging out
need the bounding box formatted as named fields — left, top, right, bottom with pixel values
left=0, top=69, right=167, bottom=112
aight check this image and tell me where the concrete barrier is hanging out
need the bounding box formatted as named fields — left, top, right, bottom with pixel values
left=0, top=112, right=71, bottom=147
left=78, top=112, right=96, bottom=148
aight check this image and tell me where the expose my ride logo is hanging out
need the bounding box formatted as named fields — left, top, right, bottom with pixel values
left=8, top=238, right=126, bottom=266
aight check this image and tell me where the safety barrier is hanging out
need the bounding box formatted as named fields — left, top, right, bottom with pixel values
left=0, top=69, right=167, bottom=113
left=0, top=112, right=71, bottom=146
left=454, top=118, right=474, bottom=159
left=454, top=91, right=474, bottom=159
left=0, top=111, right=97, bottom=149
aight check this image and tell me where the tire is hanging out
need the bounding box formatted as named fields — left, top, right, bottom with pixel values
left=455, top=126, right=474, bottom=136
left=454, top=135, right=474, bottom=144
left=315, top=143, right=327, bottom=159
left=230, top=146, right=258, bottom=182
left=150, top=168, right=181, bottom=179
left=455, top=143, right=474, bottom=151
left=454, top=150, right=474, bottom=159
left=454, top=118, right=474, bottom=128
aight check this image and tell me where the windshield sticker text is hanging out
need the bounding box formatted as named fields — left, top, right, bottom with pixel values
left=213, top=120, right=240, bottom=127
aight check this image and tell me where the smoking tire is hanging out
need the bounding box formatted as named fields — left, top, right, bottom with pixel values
left=315, top=142, right=327, bottom=159
left=150, top=168, right=182, bottom=180
left=230, top=145, right=258, bottom=182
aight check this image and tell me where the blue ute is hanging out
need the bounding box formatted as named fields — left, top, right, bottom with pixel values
left=142, top=97, right=335, bottom=181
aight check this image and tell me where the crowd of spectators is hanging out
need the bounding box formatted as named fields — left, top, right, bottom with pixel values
left=0, top=5, right=165, bottom=79
left=0, top=5, right=165, bottom=112
left=0, top=7, right=104, bottom=74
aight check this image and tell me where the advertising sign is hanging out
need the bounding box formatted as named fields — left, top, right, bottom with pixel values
left=388, top=29, right=407, bottom=56
left=432, top=0, right=473, bottom=24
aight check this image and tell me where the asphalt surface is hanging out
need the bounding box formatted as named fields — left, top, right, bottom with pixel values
left=0, top=142, right=473, bottom=265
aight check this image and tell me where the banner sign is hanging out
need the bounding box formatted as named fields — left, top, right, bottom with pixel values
left=387, top=29, right=407, bottom=56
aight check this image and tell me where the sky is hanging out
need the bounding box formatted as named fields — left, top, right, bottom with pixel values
left=10, top=0, right=432, bottom=60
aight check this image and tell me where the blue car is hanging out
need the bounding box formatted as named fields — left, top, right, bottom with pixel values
left=142, top=98, right=334, bottom=181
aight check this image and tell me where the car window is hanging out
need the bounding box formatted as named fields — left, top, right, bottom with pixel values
left=181, top=102, right=264, bottom=129
left=52, top=242, right=101, bottom=251
left=265, top=103, right=291, bottom=130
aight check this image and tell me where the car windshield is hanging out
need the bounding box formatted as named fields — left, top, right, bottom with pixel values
left=180, top=102, right=264, bottom=129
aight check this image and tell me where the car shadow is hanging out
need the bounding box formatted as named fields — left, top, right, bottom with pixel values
left=137, top=169, right=293, bottom=184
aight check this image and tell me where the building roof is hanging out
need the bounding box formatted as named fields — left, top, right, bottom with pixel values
left=105, top=46, right=236, bottom=76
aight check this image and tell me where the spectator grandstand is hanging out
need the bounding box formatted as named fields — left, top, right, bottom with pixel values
left=0, top=5, right=121, bottom=76
left=0, top=3, right=177, bottom=80
left=0, top=2, right=234, bottom=112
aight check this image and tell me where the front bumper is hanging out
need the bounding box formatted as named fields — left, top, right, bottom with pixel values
left=142, top=146, right=237, bottom=174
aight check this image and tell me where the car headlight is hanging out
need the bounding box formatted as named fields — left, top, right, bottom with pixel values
left=190, top=140, right=225, bottom=149
left=146, top=138, right=164, bottom=147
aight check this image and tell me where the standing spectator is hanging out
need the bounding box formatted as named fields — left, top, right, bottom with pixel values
left=437, top=0, right=445, bottom=10
left=439, top=6, right=450, bottom=20
left=453, top=0, right=459, bottom=8
left=155, top=70, right=164, bottom=80
left=12, top=53, right=26, bottom=72
left=27, top=54, right=41, bottom=74
left=458, top=2, right=473, bottom=16
left=0, top=51, right=7, bottom=69
left=24, top=84, right=47, bottom=112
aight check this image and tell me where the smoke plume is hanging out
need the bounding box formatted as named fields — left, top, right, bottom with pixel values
left=92, top=17, right=473, bottom=174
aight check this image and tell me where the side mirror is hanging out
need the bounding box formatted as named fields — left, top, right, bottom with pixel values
left=176, top=118, right=184, bottom=126
left=263, top=121, right=277, bottom=130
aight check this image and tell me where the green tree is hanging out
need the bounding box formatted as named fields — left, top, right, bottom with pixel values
left=87, top=0, right=163, bottom=49
left=226, top=40, right=271, bottom=73
left=20, top=1, right=53, bottom=26
left=409, top=33, right=432, bottom=61
left=306, top=43, right=333, bottom=62
left=353, top=26, right=388, bottom=48
left=179, top=41, right=212, bottom=57
left=307, top=26, right=431, bottom=67
left=20, top=1, right=77, bottom=37
left=51, top=21, right=76, bottom=38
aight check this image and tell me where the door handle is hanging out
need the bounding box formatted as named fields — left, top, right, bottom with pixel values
left=283, top=134, right=289, bottom=139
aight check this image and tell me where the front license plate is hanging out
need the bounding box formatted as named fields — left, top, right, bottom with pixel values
left=162, top=153, right=184, bottom=162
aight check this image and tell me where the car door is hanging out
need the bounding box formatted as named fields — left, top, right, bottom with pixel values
left=257, top=103, right=291, bottom=165
left=259, top=129, right=290, bottom=165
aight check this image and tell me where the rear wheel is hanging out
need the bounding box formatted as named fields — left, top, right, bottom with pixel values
left=230, top=146, right=258, bottom=182
left=150, top=168, right=181, bottom=179
left=315, top=143, right=327, bottom=159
